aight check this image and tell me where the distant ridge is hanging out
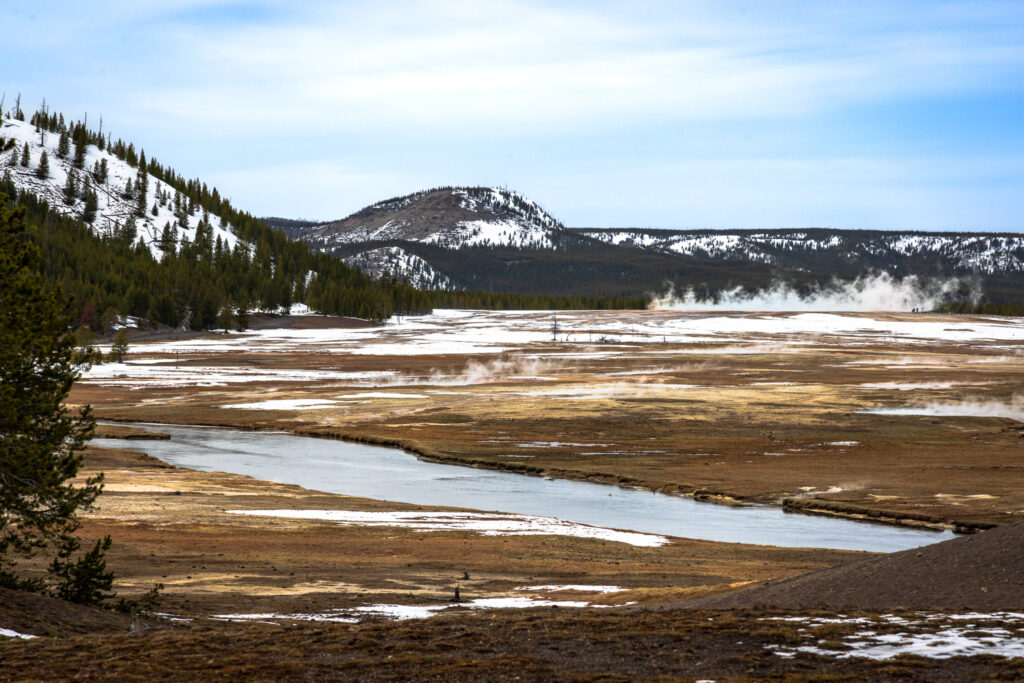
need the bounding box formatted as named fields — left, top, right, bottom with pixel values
left=278, top=187, right=1024, bottom=303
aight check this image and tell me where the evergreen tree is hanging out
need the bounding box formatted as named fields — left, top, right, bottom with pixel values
left=35, top=151, right=49, bottom=179
left=134, top=181, right=147, bottom=218
left=120, top=216, right=138, bottom=244
left=48, top=535, right=114, bottom=605
left=0, top=193, right=101, bottom=589
left=63, top=169, right=78, bottom=205
left=159, top=222, right=176, bottom=256
left=19, top=142, right=29, bottom=167
left=57, top=130, right=70, bottom=159
left=96, top=158, right=108, bottom=185
left=72, top=134, right=85, bottom=169
left=82, top=189, right=98, bottom=224
left=108, top=329, right=129, bottom=362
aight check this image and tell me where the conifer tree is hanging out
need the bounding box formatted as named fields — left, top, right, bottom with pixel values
left=72, top=134, right=85, bottom=169
left=35, top=151, right=49, bottom=179
left=63, top=169, right=78, bottom=205
left=0, top=193, right=101, bottom=589
left=134, top=182, right=147, bottom=218
left=57, top=130, right=70, bottom=159
left=159, top=222, right=176, bottom=256
left=82, top=187, right=98, bottom=224
left=108, top=329, right=129, bottom=362
left=96, top=158, right=108, bottom=185
left=19, top=142, right=29, bottom=167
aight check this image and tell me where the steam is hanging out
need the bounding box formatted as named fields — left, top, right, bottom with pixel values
left=425, top=356, right=558, bottom=386
left=650, top=273, right=978, bottom=312
left=862, top=395, right=1024, bottom=422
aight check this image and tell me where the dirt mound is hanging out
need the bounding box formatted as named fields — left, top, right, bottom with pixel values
left=0, top=587, right=131, bottom=638
left=686, top=521, right=1024, bottom=610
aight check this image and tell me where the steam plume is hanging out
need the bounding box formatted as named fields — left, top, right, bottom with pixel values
left=650, top=273, right=978, bottom=312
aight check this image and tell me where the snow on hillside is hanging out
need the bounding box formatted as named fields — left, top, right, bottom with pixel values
left=342, top=246, right=457, bottom=290
left=578, top=229, right=1024, bottom=275
left=423, top=217, right=554, bottom=249
left=0, top=117, right=240, bottom=258
left=321, top=187, right=562, bottom=250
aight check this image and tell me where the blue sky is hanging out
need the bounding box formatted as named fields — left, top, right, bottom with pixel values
left=2, top=1, right=1023, bottom=230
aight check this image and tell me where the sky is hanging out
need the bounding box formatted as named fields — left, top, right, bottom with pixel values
left=2, top=0, right=1023, bottom=230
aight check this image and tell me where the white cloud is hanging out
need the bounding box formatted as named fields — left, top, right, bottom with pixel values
left=120, top=0, right=1024, bottom=136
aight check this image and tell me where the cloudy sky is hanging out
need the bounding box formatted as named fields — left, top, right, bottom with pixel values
left=2, top=1, right=1023, bottom=230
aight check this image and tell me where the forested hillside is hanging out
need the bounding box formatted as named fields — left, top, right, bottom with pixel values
left=0, top=103, right=432, bottom=327
left=1, top=103, right=643, bottom=329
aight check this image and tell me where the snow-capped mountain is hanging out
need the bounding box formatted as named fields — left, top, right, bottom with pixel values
left=574, top=228, right=1024, bottom=276
left=0, top=117, right=239, bottom=257
left=294, top=187, right=565, bottom=251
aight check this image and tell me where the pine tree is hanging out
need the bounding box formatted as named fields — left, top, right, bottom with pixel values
left=48, top=535, right=114, bottom=605
left=35, top=151, right=50, bottom=179
left=73, top=134, right=85, bottom=169
left=0, top=194, right=101, bottom=589
left=108, top=329, right=129, bottom=362
left=159, top=222, right=176, bottom=256
left=63, top=169, right=78, bottom=205
left=82, top=188, right=98, bottom=224
left=134, top=182, right=147, bottom=218
left=19, top=142, right=29, bottom=167
left=96, top=158, right=108, bottom=185
left=57, top=130, right=70, bottom=159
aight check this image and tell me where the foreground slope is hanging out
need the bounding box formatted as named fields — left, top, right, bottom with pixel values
left=687, top=520, right=1024, bottom=610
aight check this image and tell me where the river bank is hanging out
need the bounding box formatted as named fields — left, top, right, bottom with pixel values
left=73, top=309, right=1024, bottom=533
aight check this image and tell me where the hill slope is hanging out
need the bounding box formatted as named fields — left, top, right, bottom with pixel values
left=292, top=187, right=565, bottom=250
left=685, top=520, right=1024, bottom=610
left=1, top=117, right=237, bottom=257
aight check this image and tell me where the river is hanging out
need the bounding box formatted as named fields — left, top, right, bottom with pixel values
left=93, top=423, right=956, bottom=552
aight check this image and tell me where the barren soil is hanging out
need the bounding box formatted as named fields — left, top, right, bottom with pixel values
left=74, top=310, right=1024, bottom=529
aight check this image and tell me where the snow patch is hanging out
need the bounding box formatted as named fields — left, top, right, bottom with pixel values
left=225, top=509, right=669, bottom=547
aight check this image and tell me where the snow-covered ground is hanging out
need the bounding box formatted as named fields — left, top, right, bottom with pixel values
left=765, top=613, right=1024, bottom=660
left=1, top=117, right=240, bottom=258
left=226, top=509, right=669, bottom=547
left=80, top=310, right=1024, bottom=365
left=0, top=627, right=36, bottom=640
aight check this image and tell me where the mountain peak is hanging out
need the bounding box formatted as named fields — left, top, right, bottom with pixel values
left=297, top=186, right=563, bottom=250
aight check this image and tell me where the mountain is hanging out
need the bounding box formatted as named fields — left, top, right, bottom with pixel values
left=575, top=228, right=1024, bottom=277
left=280, top=188, right=1024, bottom=304
left=284, top=187, right=565, bottom=250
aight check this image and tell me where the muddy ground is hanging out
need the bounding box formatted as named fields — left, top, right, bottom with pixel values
left=74, top=311, right=1024, bottom=529
left=5, top=608, right=1024, bottom=681
left=5, top=310, right=1023, bottom=678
